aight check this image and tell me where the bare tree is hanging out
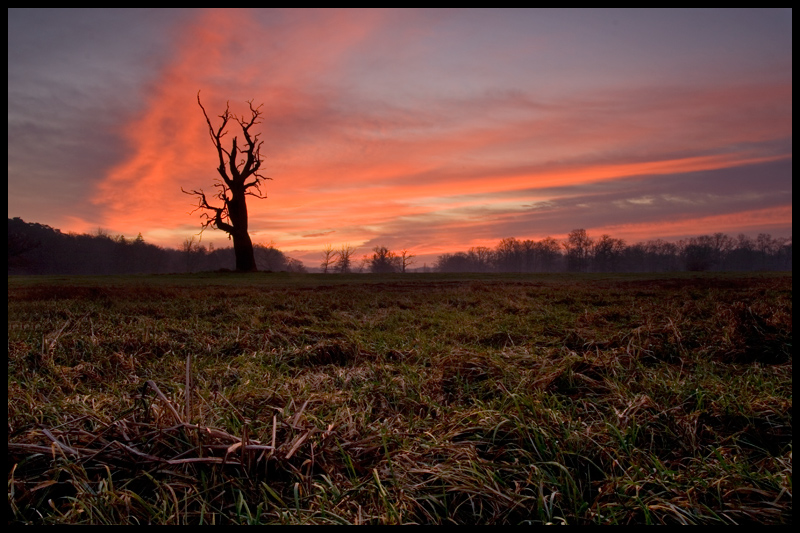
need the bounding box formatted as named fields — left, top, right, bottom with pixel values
left=399, top=249, right=416, bottom=273
left=533, top=237, right=561, bottom=272
left=370, top=246, right=400, bottom=273
left=183, top=235, right=206, bottom=273
left=320, top=244, right=338, bottom=274
left=335, top=244, right=357, bottom=273
left=592, top=234, right=626, bottom=272
left=563, top=229, right=593, bottom=272
left=494, top=238, right=520, bottom=272
left=468, top=246, right=494, bottom=272
left=355, top=254, right=370, bottom=273
left=183, top=92, right=269, bottom=272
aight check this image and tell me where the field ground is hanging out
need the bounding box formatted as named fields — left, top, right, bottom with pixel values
left=8, top=272, right=792, bottom=524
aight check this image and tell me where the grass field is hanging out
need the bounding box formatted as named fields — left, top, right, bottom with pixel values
left=8, top=272, right=792, bottom=524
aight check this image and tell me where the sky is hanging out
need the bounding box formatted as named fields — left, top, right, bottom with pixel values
left=8, top=8, right=792, bottom=268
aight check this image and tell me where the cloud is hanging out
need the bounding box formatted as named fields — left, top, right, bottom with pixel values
left=302, top=230, right=336, bottom=238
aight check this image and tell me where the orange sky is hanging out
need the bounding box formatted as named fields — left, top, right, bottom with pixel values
left=8, top=9, right=792, bottom=267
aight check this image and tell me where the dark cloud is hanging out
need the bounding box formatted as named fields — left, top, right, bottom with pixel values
left=482, top=158, right=792, bottom=238
left=302, top=230, right=337, bottom=238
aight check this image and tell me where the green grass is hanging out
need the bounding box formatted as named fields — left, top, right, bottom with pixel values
left=8, top=272, right=792, bottom=524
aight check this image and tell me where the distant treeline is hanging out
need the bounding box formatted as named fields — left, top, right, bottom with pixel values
left=8, top=218, right=792, bottom=275
left=8, top=218, right=306, bottom=275
left=433, top=229, right=792, bottom=273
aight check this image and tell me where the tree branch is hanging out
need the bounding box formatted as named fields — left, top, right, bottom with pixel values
left=197, top=91, right=233, bottom=187
left=181, top=187, right=234, bottom=235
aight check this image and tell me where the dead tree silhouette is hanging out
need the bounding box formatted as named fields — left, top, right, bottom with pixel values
left=183, top=92, right=269, bottom=272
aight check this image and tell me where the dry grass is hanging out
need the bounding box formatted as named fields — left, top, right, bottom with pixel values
left=8, top=272, right=792, bottom=524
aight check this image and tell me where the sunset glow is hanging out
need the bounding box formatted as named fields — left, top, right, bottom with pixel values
left=8, top=9, right=792, bottom=267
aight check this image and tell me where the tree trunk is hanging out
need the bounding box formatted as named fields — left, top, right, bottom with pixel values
left=228, top=192, right=257, bottom=272
left=232, top=230, right=257, bottom=272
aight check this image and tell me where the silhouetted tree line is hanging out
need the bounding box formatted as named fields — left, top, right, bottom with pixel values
left=434, top=229, right=791, bottom=273
left=319, top=245, right=416, bottom=274
left=11, top=218, right=790, bottom=275
left=8, top=218, right=306, bottom=275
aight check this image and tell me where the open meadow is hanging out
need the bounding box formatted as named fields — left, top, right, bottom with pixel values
left=8, top=272, right=792, bottom=524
